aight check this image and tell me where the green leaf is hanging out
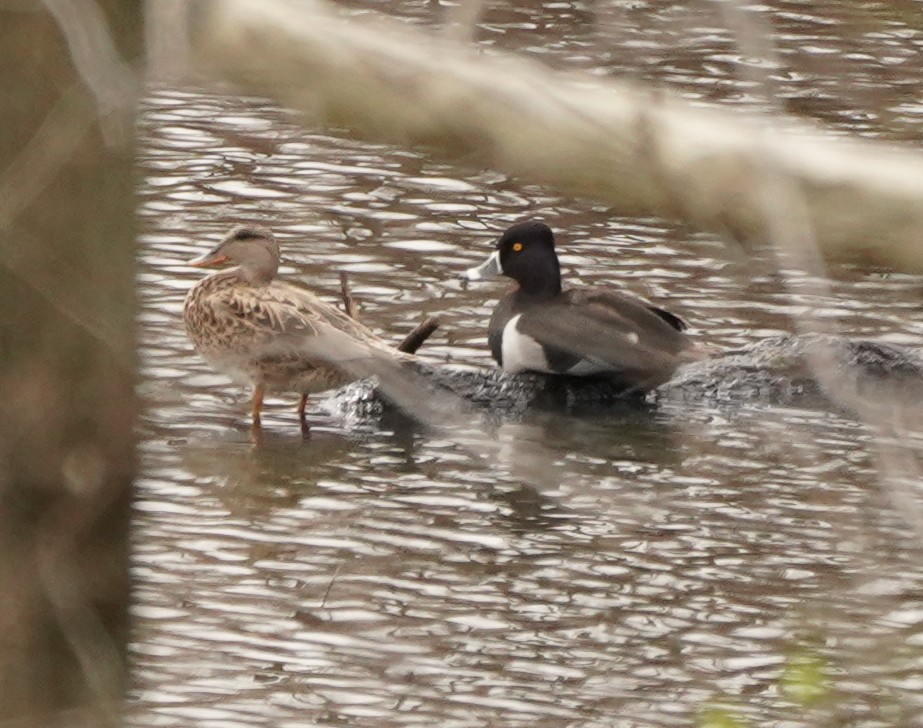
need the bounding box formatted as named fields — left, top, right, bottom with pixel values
left=781, top=649, right=829, bottom=707
left=697, top=705, right=748, bottom=728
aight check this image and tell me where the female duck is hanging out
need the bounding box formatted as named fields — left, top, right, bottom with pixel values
left=184, top=225, right=409, bottom=430
left=465, top=220, right=694, bottom=393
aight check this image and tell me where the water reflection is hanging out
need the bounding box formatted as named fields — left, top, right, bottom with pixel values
left=132, top=1, right=923, bottom=725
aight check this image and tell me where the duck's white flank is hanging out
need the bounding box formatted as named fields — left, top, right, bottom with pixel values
left=501, top=314, right=629, bottom=376
left=501, top=315, right=549, bottom=373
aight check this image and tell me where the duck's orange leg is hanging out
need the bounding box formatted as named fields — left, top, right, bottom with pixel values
left=251, top=384, right=265, bottom=427
left=297, top=394, right=310, bottom=437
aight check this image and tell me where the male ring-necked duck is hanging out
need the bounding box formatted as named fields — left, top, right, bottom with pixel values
left=184, top=225, right=413, bottom=430
left=464, top=220, right=695, bottom=393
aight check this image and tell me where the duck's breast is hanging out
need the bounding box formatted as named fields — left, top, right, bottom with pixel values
left=500, top=314, right=549, bottom=374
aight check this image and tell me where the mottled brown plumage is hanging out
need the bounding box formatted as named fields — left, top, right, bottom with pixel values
left=183, top=225, right=410, bottom=430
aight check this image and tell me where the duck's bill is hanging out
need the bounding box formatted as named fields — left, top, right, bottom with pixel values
left=189, top=247, right=230, bottom=267
left=464, top=251, right=502, bottom=281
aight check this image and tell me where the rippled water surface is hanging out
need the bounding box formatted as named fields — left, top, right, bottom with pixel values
left=131, top=2, right=923, bottom=725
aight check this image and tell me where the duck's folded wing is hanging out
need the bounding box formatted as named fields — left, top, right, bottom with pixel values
left=568, top=289, right=688, bottom=336
left=217, top=283, right=378, bottom=343
left=515, top=294, right=687, bottom=385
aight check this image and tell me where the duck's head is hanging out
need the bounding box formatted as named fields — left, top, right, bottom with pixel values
left=465, top=220, right=562, bottom=298
left=190, top=226, right=280, bottom=284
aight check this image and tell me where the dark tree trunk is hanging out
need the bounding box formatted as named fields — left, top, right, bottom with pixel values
left=0, top=2, right=139, bottom=726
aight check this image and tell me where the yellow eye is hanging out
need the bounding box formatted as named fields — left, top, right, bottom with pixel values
left=512, top=242, right=523, bottom=252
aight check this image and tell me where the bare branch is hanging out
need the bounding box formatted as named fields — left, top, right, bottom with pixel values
left=397, top=317, right=440, bottom=354
left=192, top=0, right=923, bottom=272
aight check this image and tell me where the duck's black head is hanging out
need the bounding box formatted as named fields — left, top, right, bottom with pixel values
left=466, top=220, right=562, bottom=299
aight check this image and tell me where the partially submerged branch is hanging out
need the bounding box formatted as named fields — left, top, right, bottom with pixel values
left=338, top=270, right=439, bottom=354
left=192, top=0, right=923, bottom=272
left=398, top=317, right=440, bottom=355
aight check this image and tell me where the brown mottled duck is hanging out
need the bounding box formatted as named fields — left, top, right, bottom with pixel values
left=183, top=225, right=412, bottom=431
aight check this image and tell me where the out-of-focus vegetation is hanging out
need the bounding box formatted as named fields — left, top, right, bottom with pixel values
left=0, top=1, right=138, bottom=726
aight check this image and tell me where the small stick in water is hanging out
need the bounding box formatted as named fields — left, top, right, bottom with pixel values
left=340, top=271, right=438, bottom=352
left=339, top=271, right=359, bottom=320
left=320, top=561, right=343, bottom=609
left=398, top=317, right=440, bottom=354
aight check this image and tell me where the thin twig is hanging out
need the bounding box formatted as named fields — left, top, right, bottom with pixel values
left=338, top=271, right=359, bottom=320
left=319, top=562, right=343, bottom=609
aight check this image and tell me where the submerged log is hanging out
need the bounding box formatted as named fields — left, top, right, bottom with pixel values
left=329, top=335, right=923, bottom=420
left=658, top=334, right=923, bottom=410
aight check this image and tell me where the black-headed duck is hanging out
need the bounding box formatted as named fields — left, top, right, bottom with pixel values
left=464, top=220, right=694, bottom=393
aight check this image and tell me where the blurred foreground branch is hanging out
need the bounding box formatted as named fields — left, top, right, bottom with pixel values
left=192, top=0, right=923, bottom=272
left=0, top=2, right=138, bottom=725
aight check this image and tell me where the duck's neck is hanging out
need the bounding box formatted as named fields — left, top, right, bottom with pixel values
left=514, top=260, right=562, bottom=301
left=236, top=256, right=278, bottom=285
